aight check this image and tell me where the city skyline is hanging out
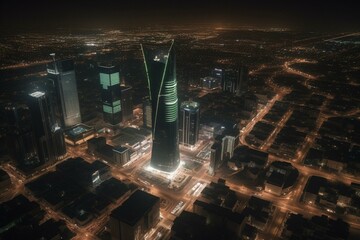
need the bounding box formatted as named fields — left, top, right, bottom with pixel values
left=0, top=3, right=360, bottom=240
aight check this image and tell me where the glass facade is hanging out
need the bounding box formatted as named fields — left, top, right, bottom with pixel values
left=27, top=91, right=66, bottom=164
left=141, top=40, right=180, bottom=172
left=47, top=59, right=81, bottom=128
left=179, top=101, right=200, bottom=146
left=99, top=66, right=122, bottom=125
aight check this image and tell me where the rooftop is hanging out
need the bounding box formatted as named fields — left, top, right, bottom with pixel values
left=111, top=190, right=159, bottom=226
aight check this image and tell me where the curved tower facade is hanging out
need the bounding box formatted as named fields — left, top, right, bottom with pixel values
left=141, top=40, right=180, bottom=172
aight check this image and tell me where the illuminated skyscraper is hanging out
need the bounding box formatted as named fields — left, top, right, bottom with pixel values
left=47, top=58, right=81, bottom=128
left=98, top=65, right=122, bottom=125
left=179, top=101, right=200, bottom=147
left=141, top=40, right=180, bottom=172
left=27, top=91, right=66, bottom=164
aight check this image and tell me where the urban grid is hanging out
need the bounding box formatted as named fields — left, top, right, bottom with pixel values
left=0, top=1, right=360, bottom=240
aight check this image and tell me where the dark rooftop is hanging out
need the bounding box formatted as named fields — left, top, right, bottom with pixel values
left=194, top=200, right=245, bottom=224
left=113, top=146, right=129, bottom=153
left=111, top=190, right=159, bottom=226
left=267, top=171, right=285, bottom=187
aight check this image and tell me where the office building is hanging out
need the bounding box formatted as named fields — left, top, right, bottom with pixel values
left=222, top=129, right=239, bottom=160
left=27, top=91, right=66, bottom=164
left=141, top=40, right=180, bottom=172
left=47, top=58, right=81, bottom=128
left=209, top=143, right=222, bottom=176
left=222, top=66, right=249, bottom=96
left=120, top=86, right=133, bottom=123
left=223, top=69, right=237, bottom=93
left=208, top=128, right=239, bottom=175
left=113, top=146, right=130, bottom=166
left=98, top=65, right=122, bottom=125
left=110, top=190, right=160, bottom=240
left=4, top=104, right=38, bottom=167
left=142, top=97, right=152, bottom=129
left=179, top=101, right=200, bottom=146
left=51, top=124, right=66, bottom=160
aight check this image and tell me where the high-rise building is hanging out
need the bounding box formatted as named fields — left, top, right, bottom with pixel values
left=223, top=69, right=237, bottom=93
left=47, top=58, right=81, bottom=128
left=120, top=86, right=133, bottom=123
left=222, top=134, right=238, bottom=160
left=98, top=65, right=122, bottom=125
left=208, top=128, right=239, bottom=175
left=209, top=143, right=222, bottom=176
left=222, top=66, right=249, bottom=96
left=142, top=97, right=152, bottom=129
left=27, top=91, right=66, bottom=164
left=179, top=101, right=200, bottom=147
left=4, top=104, right=38, bottom=167
left=141, top=40, right=180, bottom=172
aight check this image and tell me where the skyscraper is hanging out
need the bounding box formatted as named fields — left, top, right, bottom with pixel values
left=141, top=40, right=180, bottom=172
left=179, top=101, right=200, bottom=147
left=4, top=104, right=38, bottom=167
left=98, top=65, right=122, bottom=125
left=27, top=91, right=66, bottom=164
left=222, top=66, right=249, bottom=96
left=209, top=143, right=222, bottom=176
left=120, top=86, right=133, bottom=123
left=237, top=66, right=249, bottom=96
left=47, top=58, right=81, bottom=128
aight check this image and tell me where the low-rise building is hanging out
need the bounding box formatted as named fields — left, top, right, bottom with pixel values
left=110, top=190, right=160, bottom=240
left=113, top=146, right=130, bottom=166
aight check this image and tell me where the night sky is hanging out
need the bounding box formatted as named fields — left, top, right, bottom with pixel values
left=1, top=0, right=360, bottom=31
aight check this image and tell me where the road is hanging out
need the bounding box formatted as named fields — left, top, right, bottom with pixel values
left=2, top=33, right=360, bottom=239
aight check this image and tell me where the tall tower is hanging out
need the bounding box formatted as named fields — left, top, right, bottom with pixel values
left=4, top=104, right=39, bottom=167
left=27, top=91, right=66, bottom=164
left=98, top=65, right=122, bottom=125
left=141, top=40, right=180, bottom=172
left=120, top=86, right=133, bottom=123
left=179, top=101, right=200, bottom=147
left=47, top=58, right=81, bottom=128
left=222, top=66, right=249, bottom=96
left=236, top=66, right=249, bottom=96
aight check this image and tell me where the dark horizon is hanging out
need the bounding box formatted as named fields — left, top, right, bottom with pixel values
left=1, top=0, right=360, bottom=32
